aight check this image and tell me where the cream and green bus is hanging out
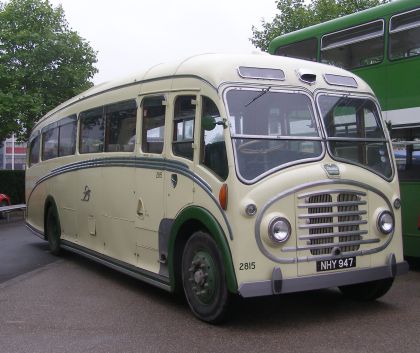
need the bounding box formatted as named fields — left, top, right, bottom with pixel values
left=26, top=53, right=408, bottom=323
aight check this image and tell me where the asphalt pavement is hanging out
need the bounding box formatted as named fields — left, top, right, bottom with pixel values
left=1, top=221, right=420, bottom=353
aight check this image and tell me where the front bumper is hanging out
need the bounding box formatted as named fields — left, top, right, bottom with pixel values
left=238, top=253, right=409, bottom=298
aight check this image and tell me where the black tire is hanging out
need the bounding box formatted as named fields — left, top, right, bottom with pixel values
left=339, top=278, right=394, bottom=301
left=46, top=205, right=61, bottom=255
left=182, top=231, right=230, bottom=324
left=0, top=200, right=7, bottom=219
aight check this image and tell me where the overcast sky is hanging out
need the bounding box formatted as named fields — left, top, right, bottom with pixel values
left=50, top=0, right=276, bottom=84
left=48, top=0, right=277, bottom=85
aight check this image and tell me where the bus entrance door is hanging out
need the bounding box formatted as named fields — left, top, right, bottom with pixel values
left=134, top=167, right=165, bottom=273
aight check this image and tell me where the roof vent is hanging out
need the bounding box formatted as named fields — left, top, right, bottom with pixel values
left=296, top=68, right=316, bottom=85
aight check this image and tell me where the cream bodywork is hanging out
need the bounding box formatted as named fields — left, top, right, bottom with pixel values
left=26, top=53, right=405, bottom=294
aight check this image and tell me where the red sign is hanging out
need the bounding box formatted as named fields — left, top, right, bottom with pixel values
left=5, top=147, right=26, bottom=154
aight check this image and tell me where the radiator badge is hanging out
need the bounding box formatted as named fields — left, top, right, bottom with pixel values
left=323, top=164, right=340, bottom=178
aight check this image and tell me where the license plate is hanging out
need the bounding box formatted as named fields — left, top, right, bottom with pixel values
left=316, top=257, right=356, bottom=272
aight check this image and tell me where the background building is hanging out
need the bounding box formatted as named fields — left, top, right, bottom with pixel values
left=0, top=135, right=26, bottom=170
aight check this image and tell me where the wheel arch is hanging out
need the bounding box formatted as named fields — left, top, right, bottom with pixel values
left=168, top=206, right=237, bottom=294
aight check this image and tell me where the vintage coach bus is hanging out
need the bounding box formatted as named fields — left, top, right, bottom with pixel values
left=26, top=53, right=408, bottom=323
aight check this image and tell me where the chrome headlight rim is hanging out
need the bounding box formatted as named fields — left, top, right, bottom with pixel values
left=268, top=217, right=291, bottom=243
left=377, top=210, right=394, bottom=235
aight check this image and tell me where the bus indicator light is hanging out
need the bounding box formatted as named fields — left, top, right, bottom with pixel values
left=219, top=184, right=228, bottom=210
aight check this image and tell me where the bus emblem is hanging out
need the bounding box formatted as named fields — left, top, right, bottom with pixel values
left=323, top=164, right=340, bottom=178
left=81, top=185, right=91, bottom=202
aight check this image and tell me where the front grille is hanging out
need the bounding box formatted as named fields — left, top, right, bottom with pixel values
left=308, top=194, right=333, bottom=255
left=297, top=190, right=371, bottom=256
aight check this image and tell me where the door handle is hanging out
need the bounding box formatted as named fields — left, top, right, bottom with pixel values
left=137, top=198, right=144, bottom=218
left=171, top=174, right=178, bottom=188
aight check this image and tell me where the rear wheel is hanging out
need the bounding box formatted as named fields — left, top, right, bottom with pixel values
left=339, top=278, right=394, bottom=301
left=182, top=231, right=230, bottom=324
left=46, top=206, right=61, bottom=255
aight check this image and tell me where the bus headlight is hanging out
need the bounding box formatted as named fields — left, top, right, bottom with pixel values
left=377, top=211, right=394, bottom=235
left=268, top=217, right=291, bottom=243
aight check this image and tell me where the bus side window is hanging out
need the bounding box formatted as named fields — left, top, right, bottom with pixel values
left=42, top=124, right=59, bottom=160
left=79, top=107, right=105, bottom=154
left=200, top=97, right=228, bottom=180
left=321, top=20, right=384, bottom=69
left=389, top=9, right=420, bottom=60
left=275, top=38, right=318, bottom=62
left=173, top=95, right=196, bottom=160
left=142, top=96, right=165, bottom=154
left=29, top=134, right=40, bottom=167
left=105, top=100, right=137, bottom=152
left=58, top=116, right=77, bottom=157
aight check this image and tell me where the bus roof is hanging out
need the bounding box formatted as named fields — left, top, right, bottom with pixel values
left=268, top=0, right=419, bottom=53
left=34, top=53, right=374, bottom=129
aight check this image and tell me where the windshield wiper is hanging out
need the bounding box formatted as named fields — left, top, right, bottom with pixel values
left=245, top=86, right=271, bottom=107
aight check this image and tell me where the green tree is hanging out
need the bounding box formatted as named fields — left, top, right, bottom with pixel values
left=251, top=0, right=391, bottom=52
left=0, top=0, right=97, bottom=141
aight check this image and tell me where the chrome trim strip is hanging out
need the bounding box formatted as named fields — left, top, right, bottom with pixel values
left=298, top=220, right=368, bottom=229
left=27, top=156, right=233, bottom=241
left=299, top=230, right=368, bottom=240
left=298, top=210, right=366, bottom=219
left=61, top=240, right=171, bottom=292
left=297, top=189, right=366, bottom=199
left=298, top=200, right=366, bottom=208
left=254, top=179, right=394, bottom=264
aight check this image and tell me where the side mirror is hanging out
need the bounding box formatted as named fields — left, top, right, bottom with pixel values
left=202, top=115, right=217, bottom=131
left=386, top=120, right=392, bottom=133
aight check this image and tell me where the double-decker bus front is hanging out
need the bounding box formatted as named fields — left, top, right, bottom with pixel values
left=220, top=67, right=408, bottom=302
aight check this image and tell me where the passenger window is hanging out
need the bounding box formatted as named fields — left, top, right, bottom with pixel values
left=200, top=97, right=228, bottom=180
left=390, top=9, right=420, bottom=60
left=79, top=107, right=105, bottom=154
left=42, top=124, right=59, bottom=160
left=29, top=134, right=40, bottom=166
left=321, top=21, right=384, bottom=69
left=275, top=38, right=318, bottom=62
left=142, top=96, right=165, bottom=154
left=105, top=100, right=137, bottom=152
left=173, top=96, right=196, bottom=160
left=58, top=116, right=77, bottom=157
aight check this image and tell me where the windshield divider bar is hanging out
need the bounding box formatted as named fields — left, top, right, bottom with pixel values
left=326, top=137, right=388, bottom=142
left=231, top=134, right=322, bottom=141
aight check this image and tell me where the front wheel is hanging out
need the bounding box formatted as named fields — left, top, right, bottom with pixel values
left=182, top=231, right=230, bottom=324
left=339, top=278, right=394, bottom=301
left=46, top=206, right=61, bottom=256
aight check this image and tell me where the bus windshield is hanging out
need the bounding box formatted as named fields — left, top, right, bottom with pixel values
left=226, top=88, right=322, bottom=182
left=318, top=94, right=392, bottom=179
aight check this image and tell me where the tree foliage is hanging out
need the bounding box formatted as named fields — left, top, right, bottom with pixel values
left=0, top=0, right=98, bottom=141
left=251, top=0, right=391, bottom=52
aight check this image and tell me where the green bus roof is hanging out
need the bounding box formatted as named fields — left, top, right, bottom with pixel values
left=268, top=0, right=419, bottom=54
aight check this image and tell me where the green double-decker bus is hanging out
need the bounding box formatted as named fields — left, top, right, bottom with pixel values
left=269, top=0, right=420, bottom=258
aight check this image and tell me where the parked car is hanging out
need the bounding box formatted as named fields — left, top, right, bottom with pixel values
left=0, top=193, right=11, bottom=219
